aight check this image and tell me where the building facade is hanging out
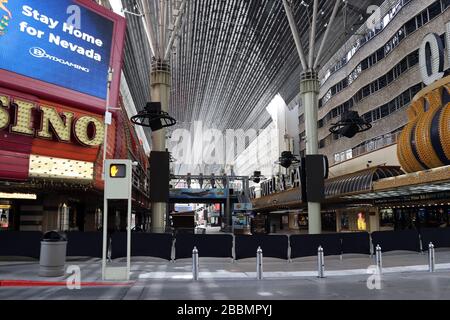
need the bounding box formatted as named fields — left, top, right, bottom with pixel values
left=0, top=89, right=150, bottom=233
left=250, top=0, right=450, bottom=235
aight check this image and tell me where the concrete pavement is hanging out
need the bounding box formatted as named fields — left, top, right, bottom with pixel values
left=1, top=249, right=450, bottom=299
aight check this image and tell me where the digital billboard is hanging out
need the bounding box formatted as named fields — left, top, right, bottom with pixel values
left=0, top=0, right=125, bottom=113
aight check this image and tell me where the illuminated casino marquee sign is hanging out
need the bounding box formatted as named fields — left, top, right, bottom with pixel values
left=0, top=95, right=105, bottom=147
left=419, top=22, right=450, bottom=85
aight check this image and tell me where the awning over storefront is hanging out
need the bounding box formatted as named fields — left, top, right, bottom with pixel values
left=344, top=165, right=450, bottom=200
left=325, top=166, right=404, bottom=198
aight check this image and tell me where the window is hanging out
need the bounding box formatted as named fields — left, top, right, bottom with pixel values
left=356, top=90, right=363, bottom=102
left=362, top=85, right=370, bottom=98
left=394, top=64, right=402, bottom=78
left=405, top=18, right=416, bottom=35
left=346, top=149, right=353, bottom=160
left=422, top=10, right=429, bottom=25
left=331, top=108, right=338, bottom=118
left=342, top=78, right=348, bottom=89
left=408, top=50, right=419, bottom=67
left=334, top=153, right=341, bottom=163
left=429, top=1, right=442, bottom=19
left=385, top=43, right=392, bottom=55
left=411, top=83, right=423, bottom=96
left=402, top=90, right=411, bottom=105
left=381, top=104, right=389, bottom=118
left=398, top=27, right=406, bottom=42
left=363, top=113, right=372, bottom=124
left=387, top=70, right=394, bottom=84
left=388, top=99, right=397, bottom=113
left=331, top=86, right=337, bottom=95
left=400, top=58, right=408, bottom=73
left=380, top=209, right=395, bottom=228
left=416, top=12, right=423, bottom=28
left=379, top=75, right=387, bottom=89
left=442, top=0, right=450, bottom=11
left=361, top=59, right=369, bottom=70
left=376, top=48, right=385, bottom=61
left=372, top=108, right=381, bottom=121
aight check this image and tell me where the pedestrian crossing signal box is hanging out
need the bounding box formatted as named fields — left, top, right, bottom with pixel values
left=105, top=160, right=132, bottom=200
left=103, top=160, right=133, bottom=281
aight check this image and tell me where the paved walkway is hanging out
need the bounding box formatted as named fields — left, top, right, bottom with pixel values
left=1, top=249, right=450, bottom=299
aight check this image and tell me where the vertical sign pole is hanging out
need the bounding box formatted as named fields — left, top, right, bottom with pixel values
left=102, top=196, right=108, bottom=281
left=101, top=67, right=113, bottom=281
left=102, top=67, right=114, bottom=180
left=127, top=194, right=132, bottom=280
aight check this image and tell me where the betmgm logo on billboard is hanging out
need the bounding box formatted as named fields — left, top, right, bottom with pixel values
left=29, top=46, right=90, bottom=73
left=0, top=0, right=12, bottom=36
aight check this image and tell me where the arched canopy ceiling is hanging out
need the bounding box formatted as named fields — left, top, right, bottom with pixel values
left=121, top=0, right=384, bottom=139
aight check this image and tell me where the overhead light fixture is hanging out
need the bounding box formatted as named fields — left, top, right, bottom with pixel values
left=329, top=111, right=372, bottom=138
left=276, top=151, right=300, bottom=169
left=131, top=102, right=177, bottom=132
left=0, top=193, right=37, bottom=200
left=250, top=171, right=266, bottom=184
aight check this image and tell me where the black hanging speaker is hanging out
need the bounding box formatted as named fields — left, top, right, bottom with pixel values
left=149, top=151, right=170, bottom=202
left=300, top=155, right=329, bottom=203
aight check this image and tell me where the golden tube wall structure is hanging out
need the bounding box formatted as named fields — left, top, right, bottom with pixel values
left=398, top=76, right=450, bottom=173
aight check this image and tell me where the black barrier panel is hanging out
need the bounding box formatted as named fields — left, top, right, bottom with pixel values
left=421, top=228, right=450, bottom=249
left=371, top=230, right=420, bottom=252
left=0, top=231, right=41, bottom=259
left=66, top=232, right=103, bottom=258
left=175, top=234, right=233, bottom=259
left=290, top=233, right=341, bottom=258
left=341, top=232, right=370, bottom=255
left=235, top=235, right=289, bottom=260
left=111, top=233, right=173, bottom=260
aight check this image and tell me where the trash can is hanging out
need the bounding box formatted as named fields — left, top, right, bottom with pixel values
left=39, top=231, right=68, bottom=277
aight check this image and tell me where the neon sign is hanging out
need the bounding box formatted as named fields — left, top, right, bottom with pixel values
left=0, top=94, right=104, bottom=147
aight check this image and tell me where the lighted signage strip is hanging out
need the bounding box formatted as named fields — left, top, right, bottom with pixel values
left=29, top=154, right=94, bottom=180
left=0, top=193, right=37, bottom=200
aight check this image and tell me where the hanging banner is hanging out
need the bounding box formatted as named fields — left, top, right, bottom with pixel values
left=170, top=189, right=229, bottom=200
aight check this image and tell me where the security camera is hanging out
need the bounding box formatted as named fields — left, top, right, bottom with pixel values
left=132, top=161, right=139, bottom=166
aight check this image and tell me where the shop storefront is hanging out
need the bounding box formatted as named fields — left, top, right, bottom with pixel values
left=0, top=90, right=150, bottom=233
left=336, top=208, right=374, bottom=233
left=0, top=0, right=146, bottom=233
left=379, top=203, right=450, bottom=231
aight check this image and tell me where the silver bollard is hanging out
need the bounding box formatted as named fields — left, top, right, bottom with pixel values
left=375, top=245, right=382, bottom=274
left=317, top=246, right=325, bottom=278
left=256, top=246, right=263, bottom=280
left=192, top=246, right=199, bottom=281
left=428, top=242, right=435, bottom=273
